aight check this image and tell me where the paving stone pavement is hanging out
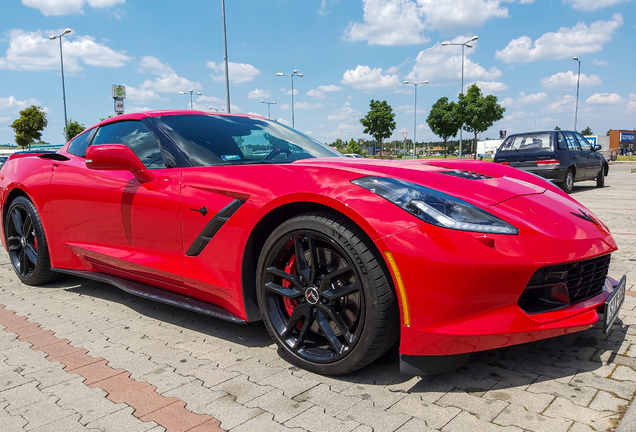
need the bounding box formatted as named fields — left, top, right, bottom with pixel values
left=0, top=162, right=635, bottom=432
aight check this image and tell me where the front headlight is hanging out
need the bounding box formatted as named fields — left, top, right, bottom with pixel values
left=352, top=177, right=518, bottom=235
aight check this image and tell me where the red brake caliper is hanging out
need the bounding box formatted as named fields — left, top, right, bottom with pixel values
left=282, top=254, right=298, bottom=317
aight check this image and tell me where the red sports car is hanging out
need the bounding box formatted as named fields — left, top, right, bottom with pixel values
left=0, top=111, right=625, bottom=376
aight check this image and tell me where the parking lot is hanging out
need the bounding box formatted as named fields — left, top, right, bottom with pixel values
left=1, top=163, right=635, bottom=432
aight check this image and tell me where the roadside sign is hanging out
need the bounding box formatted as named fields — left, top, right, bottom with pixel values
left=402, top=132, right=408, bottom=139
left=359, top=140, right=364, bottom=145
left=111, top=85, right=126, bottom=99
left=114, top=99, right=124, bottom=113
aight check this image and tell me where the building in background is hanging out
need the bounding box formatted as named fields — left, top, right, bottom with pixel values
left=608, top=130, right=635, bottom=155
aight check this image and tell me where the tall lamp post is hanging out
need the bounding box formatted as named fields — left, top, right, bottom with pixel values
left=404, top=80, right=428, bottom=158
left=441, top=35, right=479, bottom=159
left=49, top=28, right=72, bottom=142
left=276, top=70, right=303, bottom=128
left=179, top=90, right=202, bottom=110
left=573, top=56, right=581, bottom=132
left=221, top=0, right=231, bottom=113
left=261, top=100, right=276, bottom=119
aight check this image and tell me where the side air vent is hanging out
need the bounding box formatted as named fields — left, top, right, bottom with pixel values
left=436, top=169, right=493, bottom=180
left=186, top=199, right=245, bottom=257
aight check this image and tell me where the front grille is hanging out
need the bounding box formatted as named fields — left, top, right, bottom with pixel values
left=527, top=254, right=611, bottom=304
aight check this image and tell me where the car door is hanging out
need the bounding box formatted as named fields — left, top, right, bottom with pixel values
left=48, top=119, right=185, bottom=290
left=574, top=132, right=602, bottom=179
left=563, top=132, right=585, bottom=179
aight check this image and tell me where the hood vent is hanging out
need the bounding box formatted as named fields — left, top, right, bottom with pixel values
left=436, top=169, right=493, bottom=180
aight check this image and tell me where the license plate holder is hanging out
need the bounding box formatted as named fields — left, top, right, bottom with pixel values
left=604, top=276, right=626, bottom=334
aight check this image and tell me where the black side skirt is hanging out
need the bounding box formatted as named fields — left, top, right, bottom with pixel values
left=52, top=268, right=246, bottom=324
left=400, top=353, right=470, bottom=376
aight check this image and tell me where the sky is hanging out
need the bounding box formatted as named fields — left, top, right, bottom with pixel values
left=1, top=0, right=635, bottom=146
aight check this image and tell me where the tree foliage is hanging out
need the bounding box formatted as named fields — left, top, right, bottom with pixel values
left=427, top=97, right=461, bottom=145
left=65, top=118, right=85, bottom=141
left=332, top=138, right=345, bottom=149
left=554, top=126, right=561, bottom=130
left=360, top=100, right=396, bottom=157
left=581, top=126, right=593, bottom=135
left=346, top=138, right=360, bottom=154
left=456, top=84, right=505, bottom=158
left=10, top=105, right=48, bottom=149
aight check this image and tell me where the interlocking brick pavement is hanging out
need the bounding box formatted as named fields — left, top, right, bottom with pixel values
left=0, top=163, right=635, bottom=431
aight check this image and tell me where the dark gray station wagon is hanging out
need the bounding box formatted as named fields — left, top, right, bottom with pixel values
left=494, top=130, right=608, bottom=194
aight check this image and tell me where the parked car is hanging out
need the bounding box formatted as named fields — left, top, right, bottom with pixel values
left=0, top=156, right=7, bottom=169
left=343, top=153, right=364, bottom=158
left=0, top=111, right=624, bottom=376
left=494, top=130, right=608, bottom=194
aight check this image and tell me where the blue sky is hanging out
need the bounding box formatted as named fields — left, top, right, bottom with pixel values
left=1, top=0, right=634, bottom=146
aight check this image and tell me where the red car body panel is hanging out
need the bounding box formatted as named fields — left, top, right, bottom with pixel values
left=0, top=111, right=619, bottom=365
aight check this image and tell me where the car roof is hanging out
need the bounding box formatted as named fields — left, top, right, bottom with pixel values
left=94, top=110, right=268, bottom=128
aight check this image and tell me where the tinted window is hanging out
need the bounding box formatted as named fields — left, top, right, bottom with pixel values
left=575, top=133, right=592, bottom=151
left=67, top=128, right=96, bottom=157
left=154, top=114, right=340, bottom=167
left=564, top=132, right=581, bottom=151
left=92, top=121, right=165, bottom=169
left=557, top=132, right=568, bottom=150
left=499, top=133, right=552, bottom=152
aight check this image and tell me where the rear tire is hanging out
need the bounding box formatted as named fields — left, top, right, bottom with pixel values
left=256, top=212, right=398, bottom=375
left=562, top=169, right=574, bottom=194
left=596, top=168, right=605, bottom=188
left=5, top=196, right=59, bottom=286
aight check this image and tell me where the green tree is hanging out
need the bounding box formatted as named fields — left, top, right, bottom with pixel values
left=10, top=105, right=48, bottom=149
left=332, top=138, right=345, bottom=149
left=427, top=97, right=461, bottom=159
left=65, top=118, right=85, bottom=141
left=360, top=100, right=396, bottom=157
left=99, top=115, right=114, bottom=122
left=581, top=126, right=593, bottom=135
left=554, top=126, right=561, bottom=130
left=345, top=138, right=360, bottom=154
left=456, top=84, right=505, bottom=159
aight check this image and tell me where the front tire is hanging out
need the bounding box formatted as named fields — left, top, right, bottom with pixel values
left=5, top=196, right=59, bottom=285
left=256, top=212, right=398, bottom=375
left=562, top=169, right=574, bottom=194
left=596, top=168, right=605, bottom=188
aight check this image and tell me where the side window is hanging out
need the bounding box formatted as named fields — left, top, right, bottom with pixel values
left=557, top=133, right=568, bottom=150
left=564, top=132, right=581, bottom=151
left=91, top=121, right=165, bottom=169
left=67, top=128, right=96, bottom=157
left=575, top=133, right=592, bottom=151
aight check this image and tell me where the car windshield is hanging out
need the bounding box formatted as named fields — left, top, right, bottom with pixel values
left=153, top=114, right=341, bottom=166
left=499, top=133, right=552, bottom=152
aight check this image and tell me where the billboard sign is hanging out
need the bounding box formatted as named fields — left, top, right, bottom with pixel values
left=620, top=132, right=635, bottom=143
left=111, top=85, right=126, bottom=99
left=114, top=99, right=124, bottom=113
left=584, top=136, right=597, bottom=147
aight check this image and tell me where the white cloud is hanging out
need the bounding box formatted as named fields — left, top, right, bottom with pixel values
left=518, top=92, right=547, bottom=104
left=318, top=0, right=328, bottom=15
left=563, top=0, right=629, bottom=11
left=495, top=14, right=623, bottom=63
left=126, top=106, right=153, bottom=114
left=124, top=86, right=161, bottom=102
left=474, top=81, right=508, bottom=93
left=628, top=94, right=636, bottom=110
left=0, top=29, right=131, bottom=71
left=0, top=116, right=11, bottom=124
left=207, top=61, right=261, bottom=83
left=396, top=105, right=427, bottom=114
left=585, top=93, right=623, bottom=104
left=21, top=0, right=124, bottom=16
left=343, top=0, right=511, bottom=46
left=342, top=65, right=401, bottom=90
left=540, top=71, right=602, bottom=89
left=307, top=84, right=342, bottom=99
left=137, top=56, right=200, bottom=93
left=405, top=41, right=502, bottom=87
left=247, top=89, right=270, bottom=99
left=280, top=88, right=299, bottom=96
left=543, top=95, right=575, bottom=113
left=294, top=102, right=324, bottom=110
left=0, top=95, right=41, bottom=113
left=592, top=59, right=608, bottom=66
left=327, top=106, right=362, bottom=121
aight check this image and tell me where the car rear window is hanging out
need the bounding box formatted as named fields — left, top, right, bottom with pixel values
left=499, top=133, right=552, bottom=152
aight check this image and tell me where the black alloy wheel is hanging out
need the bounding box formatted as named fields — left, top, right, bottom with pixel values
left=256, top=212, right=398, bottom=375
left=5, top=196, right=58, bottom=285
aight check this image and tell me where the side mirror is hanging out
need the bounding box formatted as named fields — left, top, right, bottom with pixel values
left=594, top=144, right=602, bottom=151
left=85, top=144, right=156, bottom=183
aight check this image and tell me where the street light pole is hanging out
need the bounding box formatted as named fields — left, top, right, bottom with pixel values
left=261, top=100, right=276, bottom=119
left=49, top=28, right=72, bottom=142
left=221, top=0, right=231, bottom=113
left=573, top=56, right=581, bottom=132
left=179, top=90, right=202, bottom=110
left=441, top=35, right=479, bottom=159
left=276, top=70, right=303, bottom=128
left=404, top=80, right=428, bottom=158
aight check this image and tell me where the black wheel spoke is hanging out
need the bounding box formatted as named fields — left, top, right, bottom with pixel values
left=322, top=281, right=359, bottom=301
left=19, top=249, right=28, bottom=275
left=22, top=215, right=33, bottom=239
left=264, top=281, right=303, bottom=299
left=266, top=267, right=303, bottom=291
left=25, top=244, right=37, bottom=265
left=7, top=236, right=20, bottom=251
left=317, top=310, right=345, bottom=355
left=306, top=235, right=318, bottom=285
left=293, top=307, right=315, bottom=350
left=11, top=210, right=24, bottom=236
left=293, top=234, right=312, bottom=284
left=320, top=304, right=355, bottom=344
left=282, top=303, right=308, bottom=339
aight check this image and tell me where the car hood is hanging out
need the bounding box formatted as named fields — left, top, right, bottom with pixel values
left=294, top=158, right=547, bottom=206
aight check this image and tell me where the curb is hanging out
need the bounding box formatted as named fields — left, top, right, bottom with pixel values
left=617, top=399, right=636, bottom=432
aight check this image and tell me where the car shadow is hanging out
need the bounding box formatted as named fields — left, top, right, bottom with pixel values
left=41, top=275, right=629, bottom=391
left=571, top=183, right=605, bottom=194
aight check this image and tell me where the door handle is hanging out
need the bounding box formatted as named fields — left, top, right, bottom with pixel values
left=190, top=206, right=208, bottom=216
